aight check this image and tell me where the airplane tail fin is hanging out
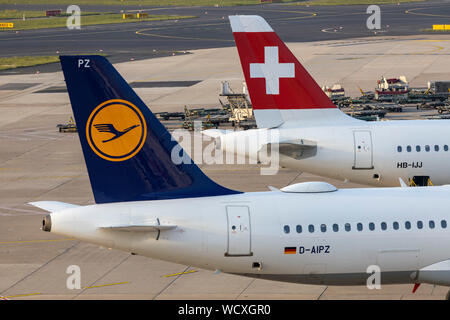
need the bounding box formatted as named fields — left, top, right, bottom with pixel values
left=229, top=15, right=356, bottom=128
left=60, top=55, right=240, bottom=204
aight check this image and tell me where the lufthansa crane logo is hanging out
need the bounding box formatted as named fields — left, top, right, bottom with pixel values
left=86, top=99, right=147, bottom=162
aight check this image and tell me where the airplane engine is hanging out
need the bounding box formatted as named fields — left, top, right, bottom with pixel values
left=413, top=260, right=450, bottom=286
left=42, top=215, right=52, bottom=232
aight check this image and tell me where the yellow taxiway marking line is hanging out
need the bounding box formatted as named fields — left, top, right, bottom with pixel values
left=410, top=40, right=445, bottom=55
left=3, top=292, right=41, bottom=298
left=410, top=45, right=444, bottom=55
left=83, top=281, right=129, bottom=289
left=0, top=238, right=76, bottom=245
left=406, top=7, right=450, bottom=18
left=164, top=270, right=197, bottom=278
left=136, top=30, right=234, bottom=42
left=315, top=39, right=447, bottom=55
left=1, top=283, right=129, bottom=298
left=417, top=39, right=450, bottom=42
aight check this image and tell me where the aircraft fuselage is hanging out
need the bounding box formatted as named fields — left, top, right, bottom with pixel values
left=220, top=119, right=450, bottom=187
left=48, top=186, right=450, bottom=286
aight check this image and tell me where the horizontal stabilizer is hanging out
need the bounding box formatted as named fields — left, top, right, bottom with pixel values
left=399, top=178, right=408, bottom=188
left=29, top=201, right=80, bottom=213
left=99, top=224, right=177, bottom=232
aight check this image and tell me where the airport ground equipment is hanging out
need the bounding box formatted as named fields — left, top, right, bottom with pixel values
left=182, top=119, right=215, bottom=131
left=322, top=84, right=346, bottom=101
left=375, top=76, right=409, bottom=101
left=417, top=101, right=446, bottom=111
left=410, top=176, right=433, bottom=187
left=436, top=104, right=450, bottom=114
left=348, top=102, right=402, bottom=113
left=340, top=107, right=386, bottom=121
left=56, top=116, right=77, bottom=132
left=428, top=81, right=450, bottom=96
left=155, top=111, right=185, bottom=121
left=219, top=81, right=255, bottom=128
left=182, top=106, right=230, bottom=130
left=409, top=91, right=448, bottom=102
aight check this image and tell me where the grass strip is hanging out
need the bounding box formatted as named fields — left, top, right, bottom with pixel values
left=0, top=12, right=195, bottom=31
left=0, top=0, right=296, bottom=6
left=0, top=56, right=60, bottom=71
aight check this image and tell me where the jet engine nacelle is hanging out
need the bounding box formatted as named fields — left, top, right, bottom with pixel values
left=414, top=260, right=450, bottom=286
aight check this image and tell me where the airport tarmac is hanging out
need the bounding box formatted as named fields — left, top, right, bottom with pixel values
left=2, top=0, right=450, bottom=73
left=1, top=35, right=450, bottom=299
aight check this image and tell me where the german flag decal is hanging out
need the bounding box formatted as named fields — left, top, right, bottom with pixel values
left=284, top=247, right=296, bottom=254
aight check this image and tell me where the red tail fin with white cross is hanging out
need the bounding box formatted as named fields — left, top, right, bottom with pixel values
left=229, top=15, right=355, bottom=128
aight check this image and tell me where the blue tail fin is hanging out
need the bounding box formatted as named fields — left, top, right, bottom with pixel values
left=60, top=55, right=240, bottom=203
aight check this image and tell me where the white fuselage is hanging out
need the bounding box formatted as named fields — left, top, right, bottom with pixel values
left=218, top=119, right=450, bottom=187
left=49, top=186, right=450, bottom=286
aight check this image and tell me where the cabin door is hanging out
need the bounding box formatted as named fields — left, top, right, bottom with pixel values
left=225, top=206, right=252, bottom=256
left=377, top=249, right=420, bottom=272
left=353, top=130, right=374, bottom=169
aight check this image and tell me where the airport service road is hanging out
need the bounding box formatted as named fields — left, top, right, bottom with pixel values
left=1, top=1, right=450, bottom=74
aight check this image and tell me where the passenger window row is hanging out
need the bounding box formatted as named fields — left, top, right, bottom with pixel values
left=397, top=145, right=449, bottom=153
left=283, top=220, right=447, bottom=234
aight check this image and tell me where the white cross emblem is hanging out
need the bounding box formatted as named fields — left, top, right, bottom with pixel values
left=250, top=46, right=295, bottom=95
